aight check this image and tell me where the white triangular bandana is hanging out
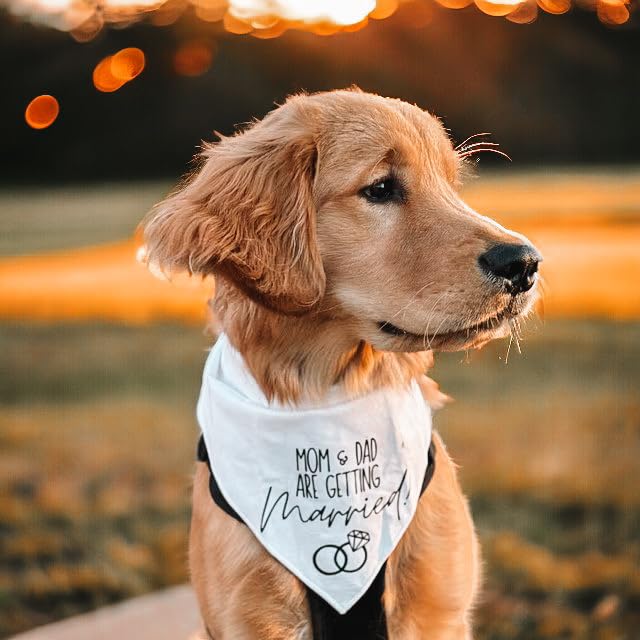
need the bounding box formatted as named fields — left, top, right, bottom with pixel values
left=196, top=334, right=432, bottom=614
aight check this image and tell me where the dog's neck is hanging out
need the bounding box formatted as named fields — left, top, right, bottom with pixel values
left=211, top=283, right=435, bottom=405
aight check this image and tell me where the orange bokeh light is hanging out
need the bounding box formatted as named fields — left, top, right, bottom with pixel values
left=250, top=22, right=288, bottom=38
left=343, top=16, right=370, bottom=31
left=93, top=48, right=145, bottom=93
left=2, top=0, right=632, bottom=36
left=150, top=0, right=187, bottom=25
left=111, top=47, right=145, bottom=81
left=370, top=0, right=399, bottom=19
left=475, top=0, right=524, bottom=16
left=435, top=0, right=474, bottom=10
left=193, top=0, right=227, bottom=23
left=223, top=12, right=253, bottom=33
left=25, top=94, right=59, bottom=129
left=93, top=56, right=126, bottom=92
left=537, top=0, right=571, bottom=14
left=596, top=0, right=629, bottom=24
left=507, top=0, right=538, bottom=21
left=173, top=41, right=215, bottom=76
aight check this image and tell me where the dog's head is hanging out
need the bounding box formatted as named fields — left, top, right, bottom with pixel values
left=144, top=89, right=540, bottom=353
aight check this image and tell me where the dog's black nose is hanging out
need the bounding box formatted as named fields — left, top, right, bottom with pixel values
left=479, top=243, right=541, bottom=294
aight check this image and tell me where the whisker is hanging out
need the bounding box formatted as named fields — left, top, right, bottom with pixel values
left=390, top=281, right=435, bottom=323
left=427, top=314, right=450, bottom=350
left=505, top=330, right=514, bottom=364
left=420, top=292, right=449, bottom=351
left=456, top=141, right=501, bottom=154
left=454, top=132, right=492, bottom=151
left=458, top=148, right=512, bottom=162
left=512, top=318, right=522, bottom=354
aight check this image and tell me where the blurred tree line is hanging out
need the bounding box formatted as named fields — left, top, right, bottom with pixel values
left=1, top=4, right=638, bottom=184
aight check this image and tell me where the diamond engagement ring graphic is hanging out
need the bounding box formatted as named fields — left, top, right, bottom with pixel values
left=347, top=529, right=370, bottom=551
left=312, top=530, right=370, bottom=576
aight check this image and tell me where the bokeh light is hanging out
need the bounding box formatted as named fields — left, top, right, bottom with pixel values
left=93, top=48, right=145, bottom=92
left=173, top=41, right=215, bottom=76
left=227, top=0, right=375, bottom=26
left=506, top=0, right=538, bottom=22
left=597, top=0, right=630, bottom=24
left=536, top=0, right=571, bottom=14
left=370, top=0, right=400, bottom=18
left=4, top=0, right=634, bottom=38
left=93, top=55, right=126, bottom=92
left=475, top=0, right=523, bottom=17
left=25, top=94, right=59, bottom=129
left=435, top=0, right=474, bottom=9
left=111, top=47, right=145, bottom=82
left=192, top=0, right=227, bottom=22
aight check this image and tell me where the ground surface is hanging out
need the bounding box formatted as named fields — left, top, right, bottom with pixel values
left=10, top=586, right=199, bottom=640
left=1, top=170, right=638, bottom=639
left=2, top=320, right=638, bottom=639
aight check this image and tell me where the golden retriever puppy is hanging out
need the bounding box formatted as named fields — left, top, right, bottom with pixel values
left=143, top=89, right=540, bottom=640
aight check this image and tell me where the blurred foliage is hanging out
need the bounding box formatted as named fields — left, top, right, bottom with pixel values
left=0, top=321, right=638, bottom=638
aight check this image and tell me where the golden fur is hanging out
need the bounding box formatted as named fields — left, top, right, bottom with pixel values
left=143, top=89, right=539, bottom=639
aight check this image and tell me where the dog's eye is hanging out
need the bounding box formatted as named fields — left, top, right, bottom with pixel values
left=361, top=178, right=402, bottom=204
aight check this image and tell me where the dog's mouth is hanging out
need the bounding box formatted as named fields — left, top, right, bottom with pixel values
left=377, top=306, right=513, bottom=351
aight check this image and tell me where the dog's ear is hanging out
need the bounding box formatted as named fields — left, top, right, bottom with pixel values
left=142, top=99, right=325, bottom=315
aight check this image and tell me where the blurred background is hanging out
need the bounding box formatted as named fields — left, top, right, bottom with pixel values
left=1, top=0, right=639, bottom=638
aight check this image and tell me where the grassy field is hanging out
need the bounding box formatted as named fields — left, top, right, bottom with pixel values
left=0, top=184, right=164, bottom=257
left=0, top=172, right=638, bottom=639
left=0, top=321, right=638, bottom=639
left=1, top=170, right=640, bottom=325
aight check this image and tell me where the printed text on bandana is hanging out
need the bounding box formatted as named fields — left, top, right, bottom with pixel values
left=259, top=437, right=409, bottom=535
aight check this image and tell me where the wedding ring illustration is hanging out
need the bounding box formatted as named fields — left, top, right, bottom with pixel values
left=312, top=529, right=371, bottom=576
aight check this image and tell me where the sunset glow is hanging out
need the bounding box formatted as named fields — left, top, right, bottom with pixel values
left=229, top=0, right=375, bottom=24
left=5, top=0, right=632, bottom=37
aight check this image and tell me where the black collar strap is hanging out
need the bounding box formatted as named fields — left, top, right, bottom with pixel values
left=197, top=436, right=242, bottom=522
left=196, top=435, right=436, bottom=640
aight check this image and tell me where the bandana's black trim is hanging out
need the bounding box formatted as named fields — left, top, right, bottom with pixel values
left=197, top=436, right=242, bottom=522
left=421, top=439, right=437, bottom=495
left=196, top=436, right=436, bottom=640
